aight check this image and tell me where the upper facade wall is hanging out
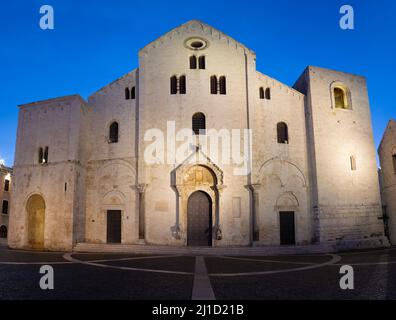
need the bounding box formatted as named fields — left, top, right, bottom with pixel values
left=88, top=70, right=137, bottom=161
left=138, top=20, right=256, bottom=136
left=299, top=66, right=380, bottom=205
left=15, top=96, right=89, bottom=167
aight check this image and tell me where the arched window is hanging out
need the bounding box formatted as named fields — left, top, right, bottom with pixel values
left=219, top=76, right=226, bottom=95
left=38, top=147, right=44, bottom=164
left=259, top=87, right=264, bottom=99
left=210, top=76, right=217, bottom=94
left=125, top=88, right=130, bottom=100
left=198, top=56, right=206, bottom=69
left=190, top=56, right=197, bottom=69
left=334, top=87, right=347, bottom=109
left=277, top=122, right=288, bottom=144
left=350, top=155, right=357, bottom=171
left=2, top=200, right=8, bottom=214
left=192, top=112, right=206, bottom=135
left=0, top=225, right=7, bottom=238
left=170, top=76, right=177, bottom=94
left=392, top=154, right=396, bottom=174
left=179, top=76, right=186, bottom=94
left=265, top=88, right=271, bottom=100
left=109, top=122, right=119, bottom=143
left=331, top=83, right=351, bottom=110
left=131, top=87, right=136, bottom=100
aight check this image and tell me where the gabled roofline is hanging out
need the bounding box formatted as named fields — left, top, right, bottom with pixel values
left=88, top=68, right=137, bottom=99
left=139, top=20, right=255, bottom=56
left=18, top=94, right=88, bottom=109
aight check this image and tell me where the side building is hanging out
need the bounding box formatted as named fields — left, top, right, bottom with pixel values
left=0, top=164, right=12, bottom=239
left=378, top=119, right=396, bottom=244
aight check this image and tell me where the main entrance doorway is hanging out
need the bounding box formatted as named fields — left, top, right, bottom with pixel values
left=187, top=191, right=212, bottom=246
left=279, top=211, right=296, bottom=245
left=107, top=210, right=122, bottom=243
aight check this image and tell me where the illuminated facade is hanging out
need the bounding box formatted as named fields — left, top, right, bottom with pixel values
left=8, top=20, right=387, bottom=251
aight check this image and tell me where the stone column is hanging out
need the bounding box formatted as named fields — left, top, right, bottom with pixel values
left=137, top=183, right=147, bottom=241
left=246, top=184, right=261, bottom=243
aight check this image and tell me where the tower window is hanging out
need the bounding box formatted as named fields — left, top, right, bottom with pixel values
left=277, top=122, right=289, bottom=144
left=44, top=147, right=49, bottom=164
left=198, top=56, right=206, bottom=69
left=219, top=76, right=226, bottom=95
left=4, top=179, right=10, bottom=192
left=38, top=147, right=48, bottom=164
left=210, top=76, right=217, bottom=94
left=131, top=87, right=136, bottom=100
left=334, top=87, right=346, bottom=109
left=2, top=200, right=8, bottom=214
left=190, top=56, right=197, bottom=69
left=265, top=88, right=271, bottom=100
left=38, top=147, right=44, bottom=164
left=350, top=156, right=357, bottom=171
left=170, top=76, right=177, bottom=94
left=259, top=87, right=264, bottom=99
left=332, top=83, right=352, bottom=110
left=393, top=154, right=396, bottom=174
left=192, top=112, right=206, bottom=135
left=125, top=88, right=130, bottom=100
left=109, top=122, right=119, bottom=143
left=179, top=75, right=186, bottom=94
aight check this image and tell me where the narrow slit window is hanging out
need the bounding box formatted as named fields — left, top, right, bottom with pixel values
left=2, top=200, right=8, bottom=214
left=190, top=56, right=197, bottom=69
left=170, top=76, right=177, bottom=94
left=210, top=76, right=217, bottom=94
left=265, top=88, right=271, bottom=100
left=125, top=88, right=130, bottom=100
left=259, top=87, right=264, bottom=99
left=219, top=76, right=226, bottom=95
left=179, top=76, right=186, bottom=94
left=38, top=147, right=44, bottom=164
left=44, top=147, right=49, bottom=164
left=131, top=87, right=136, bottom=99
left=350, top=156, right=357, bottom=171
left=198, top=56, right=206, bottom=69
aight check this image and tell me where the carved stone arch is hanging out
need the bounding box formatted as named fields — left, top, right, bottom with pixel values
left=97, top=160, right=136, bottom=196
left=258, top=158, right=307, bottom=188
left=102, top=190, right=126, bottom=206
left=171, top=152, right=224, bottom=245
left=276, top=192, right=299, bottom=209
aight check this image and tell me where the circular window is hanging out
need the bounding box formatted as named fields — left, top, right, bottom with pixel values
left=184, top=37, right=208, bottom=50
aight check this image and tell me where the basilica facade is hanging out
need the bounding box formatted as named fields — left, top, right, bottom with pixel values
left=8, top=20, right=387, bottom=251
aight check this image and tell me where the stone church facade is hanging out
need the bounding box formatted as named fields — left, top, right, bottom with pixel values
left=8, top=20, right=387, bottom=251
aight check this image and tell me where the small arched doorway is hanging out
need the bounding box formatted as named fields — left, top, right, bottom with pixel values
left=0, top=225, right=7, bottom=238
left=187, top=191, right=212, bottom=246
left=26, top=194, right=45, bottom=249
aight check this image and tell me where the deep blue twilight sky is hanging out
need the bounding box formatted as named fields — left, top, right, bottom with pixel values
left=0, top=0, right=395, bottom=166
